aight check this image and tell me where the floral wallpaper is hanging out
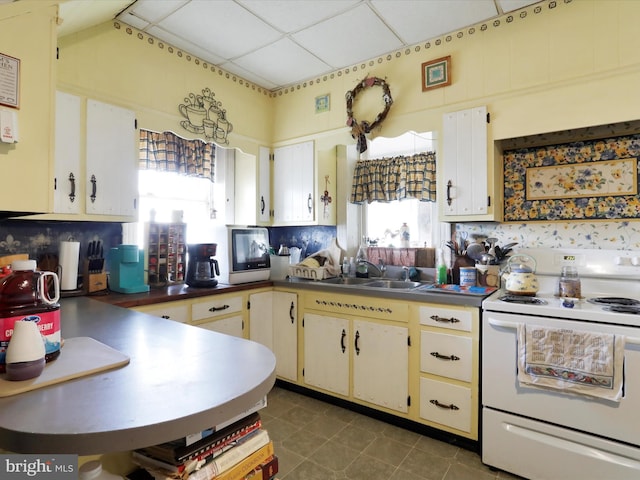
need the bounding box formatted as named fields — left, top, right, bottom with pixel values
left=503, top=134, right=640, bottom=222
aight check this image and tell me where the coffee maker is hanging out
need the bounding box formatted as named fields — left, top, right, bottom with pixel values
left=186, top=244, right=220, bottom=288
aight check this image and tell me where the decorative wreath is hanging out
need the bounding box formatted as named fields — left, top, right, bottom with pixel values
left=346, top=76, right=393, bottom=153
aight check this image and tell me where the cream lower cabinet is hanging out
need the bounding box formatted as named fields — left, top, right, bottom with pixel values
left=249, top=290, right=298, bottom=382
left=303, top=293, right=409, bottom=414
left=417, top=304, right=478, bottom=439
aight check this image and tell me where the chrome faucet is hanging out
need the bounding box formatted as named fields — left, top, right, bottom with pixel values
left=402, top=266, right=410, bottom=281
left=357, top=260, right=386, bottom=277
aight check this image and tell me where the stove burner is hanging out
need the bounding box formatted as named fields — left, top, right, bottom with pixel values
left=603, top=305, right=640, bottom=314
left=587, top=297, right=640, bottom=306
left=499, top=295, right=547, bottom=305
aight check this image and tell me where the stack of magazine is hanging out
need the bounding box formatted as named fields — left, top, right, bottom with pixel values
left=132, top=399, right=278, bottom=480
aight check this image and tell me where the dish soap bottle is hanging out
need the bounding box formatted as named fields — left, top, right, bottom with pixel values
left=436, top=248, right=448, bottom=285
left=356, top=237, right=369, bottom=278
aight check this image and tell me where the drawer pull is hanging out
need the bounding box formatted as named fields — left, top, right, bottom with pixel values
left=161, top=315, right=170, bottom=319
left=430, top=315, right=460, bottom=324
left=340, top=328, right=346, bottom=353
left=430, top=351, right=460, bottom=361
left=430, top=399, right=459, bottom=410
left=209, top=304, right=230, bottom=312
left=289, top=301, right=295, bottom=323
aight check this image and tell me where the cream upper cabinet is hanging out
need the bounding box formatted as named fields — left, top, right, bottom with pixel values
left=53, top=91, right=82, bottom=215
left=273, top=141, right=315, bottom=224
left=49, top=93, right=138, bottom=221
left=85, top=99, right=138, bottom=217
left=441, top=106, right=500, bottom=222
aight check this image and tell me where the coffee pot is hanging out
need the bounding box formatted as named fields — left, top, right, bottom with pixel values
left=502, top=253, right=539, bottom=296
left=186, top=244, right=220, bottom=288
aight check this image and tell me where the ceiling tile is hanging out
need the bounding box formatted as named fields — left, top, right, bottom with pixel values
left=237, top=0, right=359, bottom=32
left=292, top=3, right=403, bottom=69
left=126, top=0, right=188, bottom=23
left=156, top=0, right=282, bottom=59
left=219, top=61, right=279, bottom=90
left=233, top=37, right=332, bottom=86
left=497, top=0, right=544, bottom=13
left=147, top=25, right=226, bottom=65
left=371, top=0, right=498, bottom=45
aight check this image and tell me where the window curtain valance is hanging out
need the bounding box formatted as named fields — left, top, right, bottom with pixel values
left=139, top=129, right=216, bottom=181
left=350, top=152, right=437, bottom=203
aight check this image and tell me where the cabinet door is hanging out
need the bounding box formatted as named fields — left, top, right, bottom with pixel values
left=258, top=146, right=271, bottom=223
left=303, top=313, right=349, bottom=396
left=234, top=149, right=257, bottom=226
left=442, top=106, right=488, bottom=217
left=86, top=99, right=138, bottom=216
left=249, top=291, right=273, bottom=349
left=273, top=141, right=314, bottom=224
left=53, top=91, right=82, bottom=214
left=353, top=319, right=409, bottom=413
left=272, top=291, right=297, bottom=382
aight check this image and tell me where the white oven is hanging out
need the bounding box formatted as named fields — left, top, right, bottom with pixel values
left=482, top=248, right=640, bottom=480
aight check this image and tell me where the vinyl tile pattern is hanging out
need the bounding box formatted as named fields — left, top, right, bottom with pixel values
left=262, top=387, right=523, bottom=480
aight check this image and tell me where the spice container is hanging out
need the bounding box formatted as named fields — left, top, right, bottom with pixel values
left=558, top=266, right=581, bottom=298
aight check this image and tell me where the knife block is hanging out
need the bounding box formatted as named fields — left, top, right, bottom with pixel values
left=83, top=260, right=107, bottom=294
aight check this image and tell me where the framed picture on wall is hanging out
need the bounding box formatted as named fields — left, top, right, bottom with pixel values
left=421, top=55, right=451, bottom=92
left=0, top=52, right=20, bottom=109
left=315, top=94, right=330, bottom=113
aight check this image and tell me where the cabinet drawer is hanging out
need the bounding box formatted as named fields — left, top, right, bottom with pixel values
left=420, top=378, right=471, bottom=433
left=419, top=306, right=472, bottom=332
left=192, top=295, right=243, bottom=321
left=136, top=304, right=189, bottom=323
left=305, top=293, right=409, bottom=323
left=420, top=331, right=472, bottom=382
left=196, top=315, right=244, bottom=338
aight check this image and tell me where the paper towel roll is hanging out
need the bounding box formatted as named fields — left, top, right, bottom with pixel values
left=59, top=241, right=80, bottom=291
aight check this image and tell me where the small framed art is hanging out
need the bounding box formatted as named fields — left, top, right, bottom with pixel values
left=0, top=52, right=20, bottom=108
left=421, top=55, right=451, bottom=92
left=315, top=94, right=330, bottom=113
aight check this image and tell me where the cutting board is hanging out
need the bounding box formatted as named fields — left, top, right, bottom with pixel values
left=0, top=337, right=130, bottom=397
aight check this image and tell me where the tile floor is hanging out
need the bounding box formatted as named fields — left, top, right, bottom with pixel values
left=261, top=386, right=523, bottom=480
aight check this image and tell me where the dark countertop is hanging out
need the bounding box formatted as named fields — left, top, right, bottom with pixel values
left=0, top=297, right=276, bottom=455
left=89, top=281, right=273, bottom=308
left=89, top=277, right=489, bottom=310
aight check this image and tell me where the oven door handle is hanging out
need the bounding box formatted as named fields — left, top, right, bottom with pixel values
left=487, top=318, right=640, bottom=345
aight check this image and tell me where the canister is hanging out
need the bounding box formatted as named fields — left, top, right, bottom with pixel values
left=459, top=267, right=477, bottom=287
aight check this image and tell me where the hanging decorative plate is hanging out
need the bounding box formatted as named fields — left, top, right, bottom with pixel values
left=345, top=77, right=393, bottom=153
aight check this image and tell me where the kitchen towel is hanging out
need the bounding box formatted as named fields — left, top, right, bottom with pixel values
left=58, top=241, right=80, bottom=291
left=517, top=324, right=625, bottom=402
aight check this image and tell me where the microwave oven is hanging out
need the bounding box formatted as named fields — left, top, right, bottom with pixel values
left=215, top=226, right=271, bottom=284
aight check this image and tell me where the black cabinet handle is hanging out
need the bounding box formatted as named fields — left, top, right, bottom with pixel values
left=90, top=174, right=97, bottom=203
left=354, top=330, right=360, bottom=356
left=446, top=180, right=453, bottom=206
left=430, top=315, right=460, bottom=324
left=68, top=173, right=76, bottom=203
left=289, top=301, right=295, bottom=324
left=307, top=193, right=312, bottom=213
left=209, top=304, right=230, bottom=312
left=161, top=315, right=170, bottom=319
left=340, top=329, right=346, bottom=353
left=260, top=196, right=265, bottom=214
left=430, top=399, right=459, bottom=410
left=430, top=351, right=460, bottom=361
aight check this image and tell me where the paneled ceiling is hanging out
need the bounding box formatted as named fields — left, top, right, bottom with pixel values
left=54, top=0, right=545, bottom=91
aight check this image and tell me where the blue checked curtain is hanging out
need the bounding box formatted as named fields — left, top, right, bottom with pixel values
left=350, top=152, right=437, bottom=203
left=139, top=129, right=216, bottom=181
